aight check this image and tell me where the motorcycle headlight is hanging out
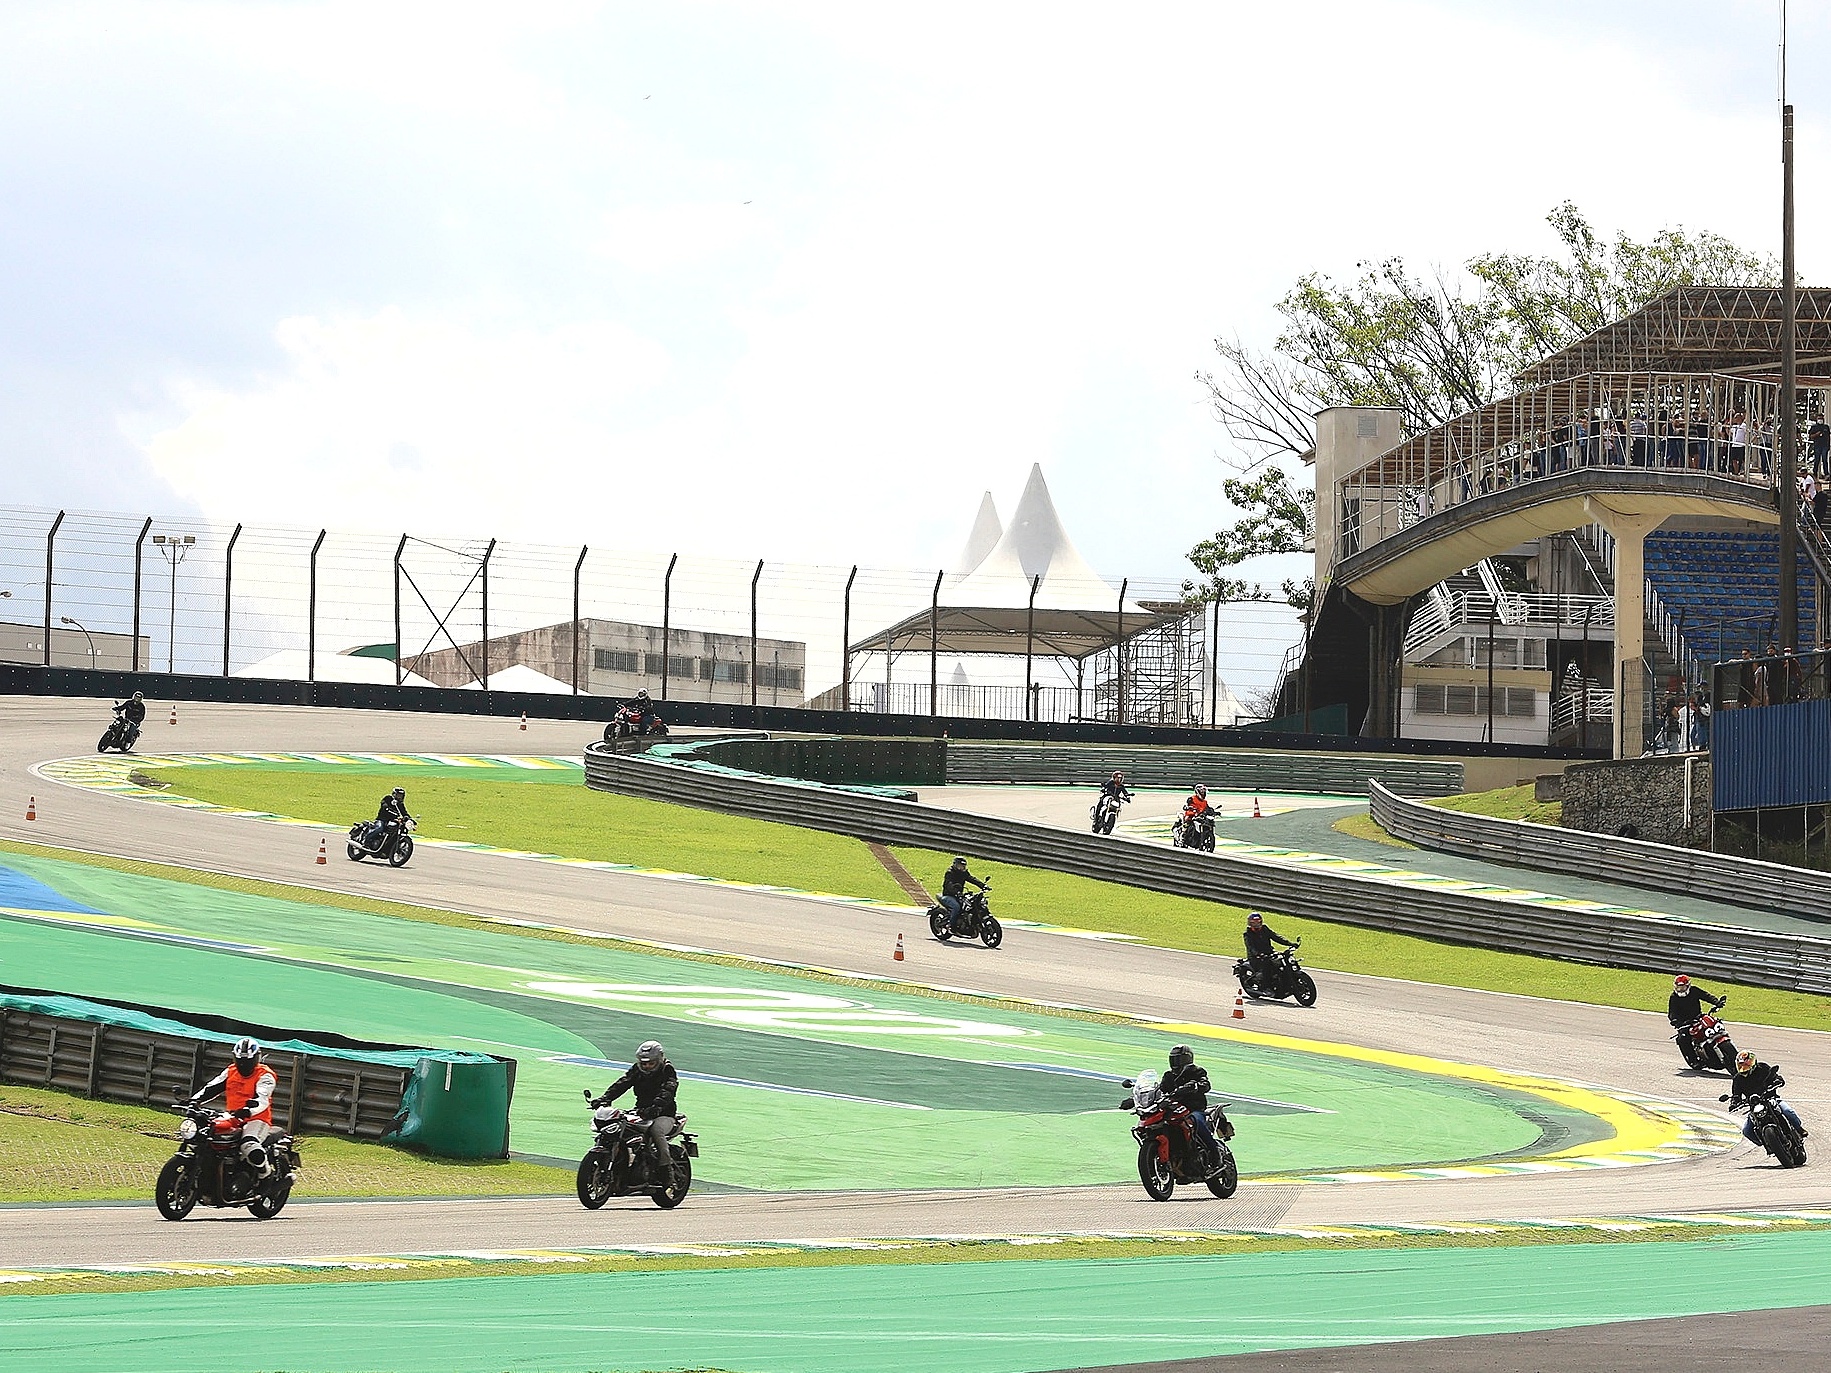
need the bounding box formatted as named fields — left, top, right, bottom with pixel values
left=592, top=1107, right=616, bottom=1126
left=178, top=1119, right=198, bottom=1140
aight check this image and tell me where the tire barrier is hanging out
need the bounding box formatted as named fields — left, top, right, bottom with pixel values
left=584, top=744, right=1831, bottom=994
left=1369, top=779, right=1831, bottom=931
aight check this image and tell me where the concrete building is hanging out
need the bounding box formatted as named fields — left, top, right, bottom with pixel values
left=0, top=620, right=149, bottom=670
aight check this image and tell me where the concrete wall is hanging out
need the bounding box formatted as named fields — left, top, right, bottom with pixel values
left=1560, top=754, right=1711, bottom=848
left=1310, top=406, right=1404, bottom=584
left=0, top=621, right=150, bottom=670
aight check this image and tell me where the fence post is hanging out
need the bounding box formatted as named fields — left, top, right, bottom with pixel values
left=222, top=523, right=242, bottom=676
left=661, top=553, right=678, bottom=702
left=308, top=529, right=326, bottom=683
left=1024, top=573, right=1041, bottom=721
left=42, top=510, right=65, bottom=666
left=1115, top=578, right=1127, bottom=725
left=842, top=564, right=858, bottom=712
left=572, top=544, right=588, bottom=695
left=750, top=559, right=764, bottom=708
left=929, top=568, right=944, bottom=717
left=1210, top=596, right=1220, bottom=727
left=479, top=538, right=496, bottom=690
left=132, top=517, right=152, bottom=672
left=393, top=535, right=407, bottom=686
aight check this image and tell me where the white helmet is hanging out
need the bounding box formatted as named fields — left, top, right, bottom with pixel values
left=231, top=1036, right=261, bottom=1070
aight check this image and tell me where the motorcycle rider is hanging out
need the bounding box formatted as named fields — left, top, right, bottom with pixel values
left=1727, top=1049, right=1807, bottom=1144
left=1100, top=771, right=1133, bottom=806
left=113, top=691, right=147, bottom=744
left=1667, top=974, right=1726, bottom=1029
left=937, top=856, right=988, bottom=934
left=596, top=1040, right=681, bottom=1188
left=372, top=786, right=413, bottom=853
left=1163, top=1044, right=1220, bottom=1174
left=1177, top=784, right=1215, bottom=845
left=631, top=688, right=661, bottom=732
left=1243, top=911, right=1298, bottom=994
left=190, top=1036, right=277, bottom=1176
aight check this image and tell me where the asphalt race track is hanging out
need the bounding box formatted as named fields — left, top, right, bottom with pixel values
left=3, top=696, right=1828, bottom=1274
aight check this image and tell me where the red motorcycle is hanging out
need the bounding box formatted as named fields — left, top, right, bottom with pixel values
left=1674, top=1003, right=1738, bottom=1073
left=1120, top=1069, right=1237, bottom=1201
left=604, top=704, right=669, bottom=741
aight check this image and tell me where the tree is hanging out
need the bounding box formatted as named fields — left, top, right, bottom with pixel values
left=1189, top=203, right=1777, bottom=604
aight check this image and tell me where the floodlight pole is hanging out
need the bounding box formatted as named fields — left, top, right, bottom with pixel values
left=131, top=517, right=152, bottom=672
left=929, top=569, right=944, bottom=717
left=42, top=510, right=64, bottom=666
left=1023, top=573, right=1041, bottom=721
left=308, top=529, right=326, bottom=683
left=841, top=565, right=858, bottom=712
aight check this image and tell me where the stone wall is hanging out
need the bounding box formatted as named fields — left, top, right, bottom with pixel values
left=1560, top=755, right=1711, bottom=848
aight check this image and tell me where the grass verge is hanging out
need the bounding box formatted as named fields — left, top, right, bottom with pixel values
left=1426, top=783, right=1563, bottom=825
left=0, top=1084, right=572, bottom=1204
left=1331, top=813, right=1415, bottom=848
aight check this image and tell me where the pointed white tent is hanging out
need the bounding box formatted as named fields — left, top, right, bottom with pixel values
left=856, top=465, right=1159, bottom=659
left=234, top=648, right=438, bottom=687
left=948, top=492, right=1003, bottom=584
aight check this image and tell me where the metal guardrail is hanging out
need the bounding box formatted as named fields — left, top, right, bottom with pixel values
left=585, top=745, right=1831, bottom=994
left=1369, top=779, right=1831, bottom=934
left=942, top=743, right=1463, bottom=796
left=0, top=1007, right=411, bottom=1138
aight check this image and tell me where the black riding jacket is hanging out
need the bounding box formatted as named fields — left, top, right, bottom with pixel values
left=603, top=1062, right=679, bottom=1119
left=1244, top=924, right=1296, bottom=959
left=1729, top=1060, right=1783, bottom=1108
left=1668, top=986, right=1725, bottom=1027
left=377, top=794, right=412, bottom=826
left=1099, top=780, right=1133, bottom=803
left=941, top=866, right=986, bottom=899
left=1162, top=1062, right=1211, bottom=1114
left=118, top=699, right=146, bottom=725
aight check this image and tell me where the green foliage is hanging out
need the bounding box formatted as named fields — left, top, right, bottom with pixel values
left=1182, top=465, right=1314, bottom=608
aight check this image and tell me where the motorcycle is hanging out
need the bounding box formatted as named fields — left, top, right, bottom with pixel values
left=1171, top=810, right=1215, bottom=852
left=97, top=703, right=142, bottom=754
left=1090, top=792, right=1128, bottom=835
left=604, top=705, right=669, bottom=741
left=928, top=883, right=1004, bottom=949
left=155, top=1092, right=301, bottom=1221
left=1721, top=1078, right=1809, bottom=1169
left=1120, top=1069, right=1237, bottom=1201
left=1674, top=1002, right=1738, bottom=1072
left=574, top=1089, right=698, bottom=1209
left=1233, top=941, right=1318, bottom=1007
left=347, top=817, right=416, bottom=867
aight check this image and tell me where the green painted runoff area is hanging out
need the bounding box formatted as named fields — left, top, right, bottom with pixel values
left=9, top=1230, right=1831, bottom=1372
left=0, top=852, right=1591, bottom=1189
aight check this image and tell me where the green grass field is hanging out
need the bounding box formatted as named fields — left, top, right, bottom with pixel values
left=0, top=1084, right=572, bottom=1204
left=145, top=764, right=1831, bottom=1033
left=1427, top=783, right=1563, bottom=825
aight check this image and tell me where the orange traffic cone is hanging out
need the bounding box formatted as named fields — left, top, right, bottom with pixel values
left=893, top=933, right=905, bottom=962
left=1232, top=993, right=1245, bottom=1020
left=25, top=796, right=36, bottom=821
left=315, top=838, right=327, bottom=866
left=519, top=711, right=528, bottom=731
left=168, top=704, right=178, bottom=725
left=1251, top=796, right=1262, bottom=818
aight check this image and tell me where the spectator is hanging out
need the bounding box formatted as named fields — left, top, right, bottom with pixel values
left=1728, top=412, right=1748, bottom=476
left=1629, top=412, right=1650, bottom=467
left=1811, top=415, right=1830, bottom=481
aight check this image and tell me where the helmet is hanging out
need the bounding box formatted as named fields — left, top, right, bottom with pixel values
left=951, top=856, right=967, bottom=868
left=1247, top=912, right=1264, bottom=928
left=1168, top=1045, right=1194, bottom=1070
left=636, top=688, right=651, bottom=703
left=1194, top=784, right=1207, bottom=798
left=392, top=787, right=405, bottom=800
left=635, top=1040, right=666, bottom=1072
left=1735, top=1050, right=1756, bottom=1074
left=1112, top=771, right=1124, bottom=781
left=132, top=691, right=143, bottom=701
left=231, top=1036, right=261, bottom=1071
left=1674, top=975, right=1691, bottom=992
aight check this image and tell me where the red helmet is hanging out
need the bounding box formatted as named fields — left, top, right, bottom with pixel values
left=1247, top=912, right=1263, bottom=928
left=1674, top=975, right=1690, bottom=992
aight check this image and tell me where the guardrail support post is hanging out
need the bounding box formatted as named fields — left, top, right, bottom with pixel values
left=131, top=517, right=152, bottom=672
left=572, top=544, right=588, bottom=696
left=42, top=509, right=64, bottom=666
left=841, top=565, right=858, bottom=712
left=393, top=535, right=407, bottom=686
left=222, top=523, right=242, bottom=676
left=750, top=558, right=764, bottom=708
left=308, top=529, right=326, bottom=683
left=1023, top=573, right=1041, bottom=721
left=930, top=568, right=944, bottom=718
left=661, top=553, right=678, bottom=702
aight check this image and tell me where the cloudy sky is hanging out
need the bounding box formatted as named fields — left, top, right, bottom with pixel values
left=1, top=0, right=1821, bottom=583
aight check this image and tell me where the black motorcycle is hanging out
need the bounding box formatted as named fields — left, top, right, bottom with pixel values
left=604, top=705, right=669, bottom=741
left=1120, top=1069, right=1237, bottom=1201
left=928, top=884, right=1004, bottom=948
left=155, top=1093, right=300, bottom=1221
left=1234, top=941, right=1318, bottom=1007
left=1091, top=793, right=1127, bottom=835
left=575, top=1089, right=698, bottom=1209
left=1721, top=1079, right=1810, bottom=1169
left=347, top=817, right=415, bottom=867
left=98, top=703, right=142, bottom=754
left=1171, top=811, right=1215, bottom=852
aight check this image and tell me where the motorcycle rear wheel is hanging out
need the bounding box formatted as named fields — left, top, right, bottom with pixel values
left=1138, top=1143, right=1174, bottom=1201
left=249, top=1179, right=292, bottom=1219
left=154, top=1158, right=198, bottom=1221
left=576, top=1150, right=614, bottom=1209
left=928, top=909, right=952, bottom=941
left=388, top=835, right=414, bottom=868
left=346, top=843, right=365, bottom=861
left=652, top=1152, right=692, bottom=1209
left=979, top=915, right=1003, bottom=949
left=1293, top=972, right=1318, bottom=1007
left=1205, top=1148, right=1239, bottom=1199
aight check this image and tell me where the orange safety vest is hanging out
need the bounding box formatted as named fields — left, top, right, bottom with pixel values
left=224, top=1064, right=276, bottom=1125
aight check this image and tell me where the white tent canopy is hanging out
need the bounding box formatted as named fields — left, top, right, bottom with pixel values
left=234, top=649, right=438, bottom=687
left=451, top=663, right=576, bottom=693
left=948, top=492, right=1003, bottom=585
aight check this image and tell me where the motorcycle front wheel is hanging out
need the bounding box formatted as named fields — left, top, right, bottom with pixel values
left=387, top=835, right=414, bottom=868
left=652, top=1151, right=692, bottom=1209
left=248, top=1178, right=292, bottom=1219
left=97, top=733, right=113, bottom=753
left=154, top=1158, right=198, bottom=1221
left=1714, top=1038, right=1739, bottom=1073
left=1293, top=972, right=1318, bottom=1007
left=979, top=915, right=1003, bottom=949
left=1138, top=1142, right=1175, bottom=1201
left=928, top=909, right=952, bottom=941
left=1205, top=1147, right=1239, bottom=1199
left=576, top=1150, right=614, bottom=1209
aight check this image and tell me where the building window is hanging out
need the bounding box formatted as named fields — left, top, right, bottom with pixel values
left=1414, top=684, right=1445, bottom=714
left=593, top=648, right=639, bottom=673
left=700, top=659, right=747, bottom=683
left=758, top=663, right=802, bottom=691
left=643, top=653, right=696, bottom=678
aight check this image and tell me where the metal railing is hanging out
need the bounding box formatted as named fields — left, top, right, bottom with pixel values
left=584, top=745, right=1831, bottom=993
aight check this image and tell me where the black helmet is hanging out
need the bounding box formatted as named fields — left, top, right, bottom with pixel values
left=231, top=1036, right=261, bottom=1071
left=951, top=856, right=967, bottom=868
left=635, top=1040, right=666, bottom=1072
left=1169, top=1045, right=1194, bottom=1070
left=392, top=787, right=406, bottom=800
